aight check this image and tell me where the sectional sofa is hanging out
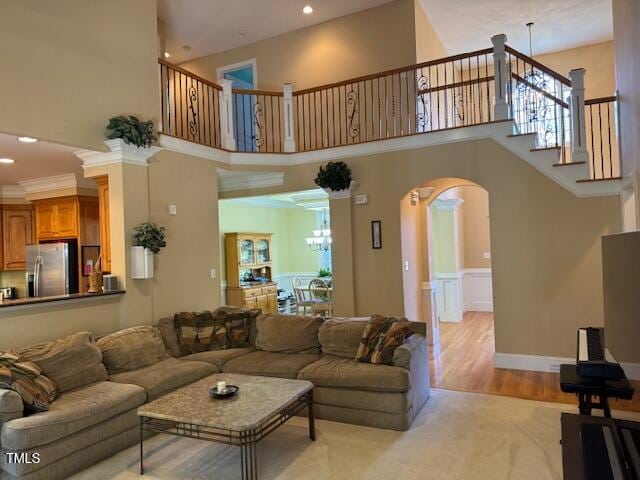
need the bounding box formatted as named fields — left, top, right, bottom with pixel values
left=0, top=312, right=429, bottom=480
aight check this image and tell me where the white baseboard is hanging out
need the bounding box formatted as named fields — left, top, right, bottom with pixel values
left=494, top=352, right=640, bottom=380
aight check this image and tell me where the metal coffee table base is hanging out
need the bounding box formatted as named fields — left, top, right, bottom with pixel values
left=139, top=390, right=315, bottom=480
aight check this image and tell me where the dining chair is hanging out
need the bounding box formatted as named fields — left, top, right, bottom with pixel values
left=293, top=276, right=314, bottom=315
left=308, top=278, right=333, bottom=317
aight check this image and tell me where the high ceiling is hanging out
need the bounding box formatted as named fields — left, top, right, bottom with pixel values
left=419, top=0, right=613, bottom=56
left=0, top=132, right=83, bottom=186
left=158, top=0, right=613, bottom=65
left=157, top=0, right=394, bottom=63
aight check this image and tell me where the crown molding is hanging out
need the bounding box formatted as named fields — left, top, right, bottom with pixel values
left=217, top=170, right=284, bottom=192
left=76, top=139, right=161, bottom=169
left=0, top=185, right=26, bottom=198
left=18, top=173, right=97, bottom=195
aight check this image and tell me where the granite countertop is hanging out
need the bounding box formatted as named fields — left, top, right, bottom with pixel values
left=138, top=373, right=313, bottom=431
left=0, top=290, right=125, bottom=308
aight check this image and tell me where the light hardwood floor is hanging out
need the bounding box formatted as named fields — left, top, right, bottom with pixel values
left=429, top=311, right=640, bottom=412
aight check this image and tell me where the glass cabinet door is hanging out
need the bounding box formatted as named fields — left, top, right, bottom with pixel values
left=256, top=239, right=270, bottom=263
left=239, top=239, right=255, bottom=265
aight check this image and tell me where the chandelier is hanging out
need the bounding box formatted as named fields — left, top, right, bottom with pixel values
left=306, top=210, right=332, bottom=251
left=516, top=22, right=557, bottom=147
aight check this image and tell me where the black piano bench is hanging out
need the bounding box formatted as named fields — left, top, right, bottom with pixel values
left=560, top=364, right=634, bottom=418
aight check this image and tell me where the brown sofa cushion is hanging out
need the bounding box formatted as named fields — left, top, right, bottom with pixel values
left=318, top=317, right=368, bottom=358
left=182, top=348, right=252, bottom=370
left=255, top=314, right=323, bottom=353
left=1, top=381, right=146, bottom=451
left=223, top=351, right=322, bottom=379
left=97, top=326, right=168, bottom=374
left=109, top=357, right=217, bottom=400
left=355, top=315, right=413, bottom=364
left=0, top=352, right=58, bottom=412
left=213, top=306, right=261, bottom=346
left=156, top=316, right=181, bottom=357
left=19, top=331, right=108, bottom=392
left=298, top=355, right=411, bottom=392
left=174, top=311, right=226, bottom=354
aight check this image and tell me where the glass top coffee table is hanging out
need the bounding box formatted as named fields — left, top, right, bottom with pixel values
left=137, top=373, right=315, bottom=480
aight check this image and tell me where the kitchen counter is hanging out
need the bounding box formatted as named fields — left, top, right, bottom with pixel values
left=0, top=290, right=125, bottom=309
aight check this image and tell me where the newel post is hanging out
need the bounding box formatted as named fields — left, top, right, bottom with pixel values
left=568, top=68, right=589, bottom=163
left=282, top=83, right=296, bottom=152
left=218, top=78, right=236, bottom=151
left=491, top=34, right=510, bottom=121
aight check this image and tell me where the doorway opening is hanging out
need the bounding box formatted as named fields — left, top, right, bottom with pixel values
left=217, top=59, right=257, bottom=152
left=401, top=178, right=494, bottom=393
left=218, top=188, right=332, bottom=315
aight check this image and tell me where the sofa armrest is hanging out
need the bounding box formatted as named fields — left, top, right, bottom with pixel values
left=0, top=388, right=23, bottom=427
left=392, top=334, right=426, bottom=370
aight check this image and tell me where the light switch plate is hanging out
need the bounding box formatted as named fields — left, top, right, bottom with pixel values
left=210, top=268, right=216, bottom=279
left=483, top=251, right=491, bottom=259
left=354, top=194, right=368, bottom=205
left=168, top=204, right=177, bottom=216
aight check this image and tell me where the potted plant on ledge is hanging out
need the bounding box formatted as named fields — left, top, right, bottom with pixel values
left=314, top=161, right=358, bottom=199
left=105, top=115, right=159, bottom=162
left=131, top=222, right=166, bottom=279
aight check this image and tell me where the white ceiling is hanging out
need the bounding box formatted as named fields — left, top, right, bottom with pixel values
left=0, top=132, right=84, bottom=187
left=157, top=0, right=394, bottom=63
left=419, top=0, right=613, bottom=56
left=222, top=188, right=328, bottom=210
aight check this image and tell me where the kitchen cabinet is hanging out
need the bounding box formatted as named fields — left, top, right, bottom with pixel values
left=33, top=196, right=97, bottom=241
left=1, top=205, right=34, bottom=270
left=95, top=176, right=111, bottom=272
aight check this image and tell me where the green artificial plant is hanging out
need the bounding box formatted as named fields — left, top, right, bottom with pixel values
left=314, top=161, right=352, bottom=191
left=106, top=115, right=157, bottom=148
left=132, top=222, right=166, bottom=254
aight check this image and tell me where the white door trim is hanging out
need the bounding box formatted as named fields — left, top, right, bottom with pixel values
left=216, top=58, right=258, bottom=86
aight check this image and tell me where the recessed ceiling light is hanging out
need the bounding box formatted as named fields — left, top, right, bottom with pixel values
left=163, top=51, right=171, bottom=58
left=0, top=158, right=15, bottom=164
left=17, top=136, right=38, bottom=143
left=303, top=5, right=313, bottom=14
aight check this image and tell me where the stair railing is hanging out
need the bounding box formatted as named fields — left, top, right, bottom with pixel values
left=157, top=36, right=621, bottom=180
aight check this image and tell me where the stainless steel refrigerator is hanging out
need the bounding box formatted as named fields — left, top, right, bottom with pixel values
left=25, top=242, right=78, bottom=297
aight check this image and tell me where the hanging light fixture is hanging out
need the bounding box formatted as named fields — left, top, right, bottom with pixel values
left=515, top=22, right=556, bottom=147
left=306, top=210, right=332, bottom=251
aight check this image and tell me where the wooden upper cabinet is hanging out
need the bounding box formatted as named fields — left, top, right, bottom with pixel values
left=2, top=206, right=34, bottom=270
left=95, top=176, right=111, bottom=272
left=33, top=196, right=86, bottom=240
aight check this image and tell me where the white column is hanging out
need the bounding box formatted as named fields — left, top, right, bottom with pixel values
left=568, top=68, right=589, bottom=163
left=491, top=34, right=510, bottom=121
left=218, top=78, right=236, bottom=151
left=282, top=83, right=296, bottom=152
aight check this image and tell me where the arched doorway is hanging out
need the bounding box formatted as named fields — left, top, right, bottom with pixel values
left=400, top=177, right=494, bottom=392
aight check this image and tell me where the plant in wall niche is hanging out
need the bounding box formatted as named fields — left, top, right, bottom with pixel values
left=318, top=268, right=332, bottom=278
left=106, top=115, right=157, bottom=148
left=314, top=161, right=352, bottom=192
left=132, top=222, right=166, bottom=254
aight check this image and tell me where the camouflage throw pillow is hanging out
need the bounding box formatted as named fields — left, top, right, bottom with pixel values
left=214, top=307, right=262, bottom=348
left=0, top=351, right=59, bottom=412
left=174, top=311, right=226, bottom=354
left=355, top=314, right=414, bottom=365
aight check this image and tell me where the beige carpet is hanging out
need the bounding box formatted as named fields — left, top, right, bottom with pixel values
left=71, top=389, right=640, bottom=480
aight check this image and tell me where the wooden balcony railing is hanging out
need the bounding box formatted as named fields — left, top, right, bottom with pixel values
left=585, top=96, right=620, bottom=180
left=158, top=39, right=622, bottom=180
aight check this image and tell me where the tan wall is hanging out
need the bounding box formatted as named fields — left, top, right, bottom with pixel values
left=414, top=0, right=446, bottom=63
left=233, top=139, right=619, bottom=358
left=535, top=41, right=616, bottom=99
left=602, top=231, right=640, bottom=363
left=459, top=185, right=491, bottom=269
left=180, top=0, right=418, bottom=90
left=0, top=297, right=122, bottom=350
left=612, top=0, right=640, bottom=176
left=148, top=150, right=222, bottom=318
left=0, top=0, right=159, bottom=151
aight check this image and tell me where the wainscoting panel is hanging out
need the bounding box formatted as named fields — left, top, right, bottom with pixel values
left=462, top=268, right=493, bottom=312
left=434, top=273, right=464, bottom=323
